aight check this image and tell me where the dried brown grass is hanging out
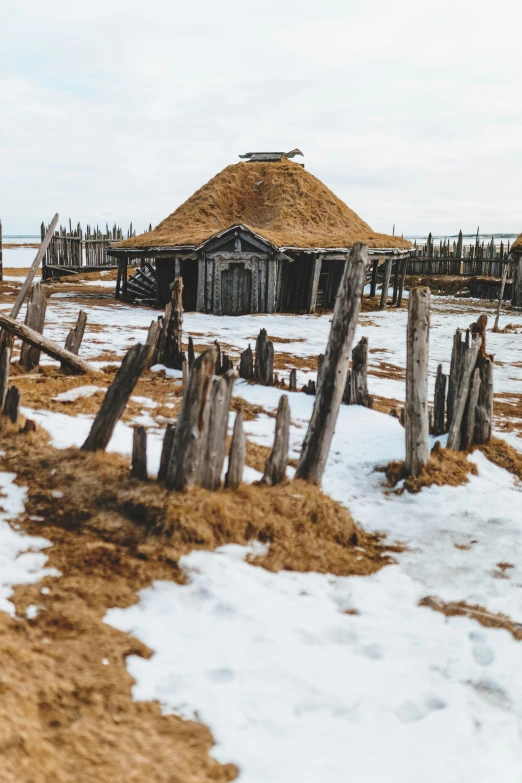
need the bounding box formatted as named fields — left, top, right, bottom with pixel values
left=477, top=437, right=522, bottom=482
left=116, top=161, right=412, bottom=251
left=419, top=596, right=522, bottom=641
left=384, top=442, right=477, bottom=494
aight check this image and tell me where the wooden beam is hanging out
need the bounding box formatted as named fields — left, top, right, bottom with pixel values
left=0, top=312, right=98, bottom=375
left=10, top=214, right=59, bottom=320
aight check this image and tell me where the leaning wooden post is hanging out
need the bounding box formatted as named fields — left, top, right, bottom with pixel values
left=492, top=263, right=508, bottom=333
left=145, top=318, right=161, bottom=368
left=262, top=395, right=290, bottom=486
left=157, top=278, right=185, bottom=369
left=20, top=284, right=47, bottom=371
left=295, top=243, right=368, bottom=484
left=379, top=258, right=392, bottom=310
left=165, top=347, right=217, bottom=492
left=225, top=410, right=246, bottom=490
left=82, top=342, right=153, bottom=452
left=8, top=214, right=58, bottom=323
left=404, top=287, right=430, bottom=477
left=198, top=369, right=237, bottom=490
left=131, top=425, right=148, bottom=480
left=432, top=364, right=447, bottom=436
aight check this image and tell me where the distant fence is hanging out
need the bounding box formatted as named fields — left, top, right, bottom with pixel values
left=41, top=220, right=152, bottom=272
left=406, top=231, right=514, bottom=277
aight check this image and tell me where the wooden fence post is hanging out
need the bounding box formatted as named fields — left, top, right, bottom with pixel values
left=225, top=410, right=246, bottom=490
left=391, top=259, right=400, bottom=305
left=157, top=423, right=176, bottom=483
left=404, top=287, right=430, bottom=477
left=82, top=342, right=153, bottom=452
left=289, top=368, right=297, bottom=391
left=295, top=243, right=368, bottom=484
left=61, top=310, right=87, bottom=372
left=239, top=344, right=254, bottom=381
left=397, top=258, right=407, bottom=307
left=188, top=336, right=195, bottom=370
left=198, top=369, right=237, bottom=490
left=19, top=284, right=47, bottom=371
left=262, top=395, right=290, bottom=485
left=446, top=336, right=481, bottom=451
left=165, top=347, right=217, bottom=491
left=131, top=425, right=148, bottom=480
left=511, top=256, right=522, bottom=309
left=343, top=336, right=372, bottom=406
left=369, top=258, right=379, bottom=298
left=432, top=364, right=447, bottom=436
left=475, top=356, right=494, bottom=445
left=0, top=343, right=11, bottom=409
left=379, top=258, right=392, bottom=310
left=9, top=214, right=58, bottom=322
left=4, top=386, right=20, bottom=424
left=492, top=264, right=508, bottom=332
left=157, top=278, right=185, bottom=369
left=254, top=329, right=274, bottom=386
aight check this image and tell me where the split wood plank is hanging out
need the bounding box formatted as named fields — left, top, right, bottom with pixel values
left=20, top=284, right=47, bottom=371
left=131, top=425, right=148, bottom=480
left=262, top=394, right=290, bottom=486
left=295, top=243, right=368, bottom=484
left=446, top=335, right=481, bottom=451
left=82, top=342, right=153, bottom=451
left=225, top=410, right=246, bottom=490
left=239, top=345, right=254, bottom=381
left=0, top=313, right=98, bottom=375
left=198, top=369, right=237, bottom=490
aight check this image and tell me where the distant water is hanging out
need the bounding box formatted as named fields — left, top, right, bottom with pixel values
left=406, top=233, right=519, bottom=245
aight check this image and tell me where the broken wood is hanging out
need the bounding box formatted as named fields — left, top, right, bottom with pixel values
left=0, top=312, right=98, bottom=375
left=446, top=335, right=481, bottom=451
left=157, top=278, right=185, bottom=369
left=188, top=336, right=195, bottom=370
left=165, top=347, right=217, bottom=491
left=157, top=423, right=176, bottom=483
left=397, top=258, right=407, bottom=307
left=369, top=257, right=379, bottom=298
left=82, top=342, right=153, bottom=452
left=343, top=337, right=372, bottom=406
left=295, top=243, right=368, bottom=484
left=317, top=353, right=325, bottom=390
left=404, top=287, right=430, bottom=477
left=379, top=258, right=392, bottom=310
left=131, top=425, right=148, bottom=480
left=61, top=310, right=87, bottom=373
left=20, top=284, right=47, bottom=371
left=463, top=367, right=481, bottom=448
left=225, top=410, right=246, bottom=490
left=432, top=364, right=447, bottom=436
left=262, top=394, right=290, bottom=485
left=475, top=355, right=493, bottom=445
left=289, top=368, right=297, bottom=391
left=145, top=319, right=161, bottom=368
left=447, top=329, right=469, bottom=431
left=302, top=379, right=316, bottom=395
left=254, top=329, right=274, bottom=386
left=492, top=263, right=508, bottom=332
left=239, top=344, right=254, bottom=381
left=4, top=386, right=20, bottom=424
left=198, top=370, right=237, bottom=490
left=0, top=343, right=11, bottom=410
left=391, top=259, right=400, bottom=305
left=182, top=359, right=188, bottom=385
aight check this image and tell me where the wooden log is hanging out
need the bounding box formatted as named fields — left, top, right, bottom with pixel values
left=188, top=336, right=195, bottom=370
left=225, top=410, right=246, bottom=490
left=289, top=368, right=297, bottom=391
left=404, top=287, right=430, bottom=477
left=295, top=243, right=368, bottom=484
left=131, top=425, right=148, bottom=480
left=0, top=344, right=11, bottom=409
left=379, top=258, right=392, bottom=310
left=82, top=342, right=153, bottom=452
left=157, top=278, right=185, bottom=369
left=344, top=336, right=372, bottom=406
left=475, top=356, right=493, bottom=445
left=492, top=264, right=508, bottom=332
left=262, top=394, right=290, bottom=485
left=239, top=344, right=254, bottom=381
left=369, top=258, right=379, bottom=298
left=145, top=318, right=161, bottom=368
left=198, top=369, right=237, bottom=490
left=10, top=214, right=58, bottom=321
left=397, top=258, right=407, bottom=307
left=165, top=347, right=217, bottom=491
left=4, top=386, right=20, bottom=423
left=254, top=329, right=274, bottom=386
left=432, top=364, right=447, bottom=436
left=157, top=423, right=176, bottom=483
left=446, top=335, right=481, bottom=451
left=20, top=284, right=47, bottom=371
left=463, top=367, right=481, bottom=448
left=0, top=312, right=97, bottom=375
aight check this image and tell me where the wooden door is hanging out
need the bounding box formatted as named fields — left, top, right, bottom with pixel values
left=221, top=264, right=252, bottom=315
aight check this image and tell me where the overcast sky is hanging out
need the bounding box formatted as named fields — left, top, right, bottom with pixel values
left=1, top=0, right=521, bottom=237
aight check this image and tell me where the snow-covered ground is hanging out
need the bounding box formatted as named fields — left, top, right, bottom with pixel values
left=1, top=275, right=522, bottom=781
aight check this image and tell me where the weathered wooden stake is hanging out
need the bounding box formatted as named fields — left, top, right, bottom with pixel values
left=404, top=287, right=430, bottom=477
left=61, top=310, right=87, bottom=372
left=432, top=364, right=447, bottom=436
left=492, top=264, right=508, bottom=332
left=397, top=258, right=407, bottom=307
left=82, top=342, right=153, bottom=452
left=289, top=368, right=297, bottom=391
left=131, top=425, right=148, bottom=480
left=157, top=423, right=176, bottom=483
left=198, top=370, right=237, bottom=490
left=254, top=329, right=274, bottom=386
left=157, top=278, right=185, bottom=369
left=369, top=258, right=379, bottom=298
left=475, top=356, right=494, bottom=445
left=9, top=214, right=58, bottom=322
left=182, top=359, right=188, bottom=385
left=262, top=395, right=290, bottom=485
left=165, top=347, right=217, bottom=491
left=447, top=329, right=469, bottom=431
left=188, top=336, right=195, bottom=370
left=446, top=335, right=481, bottom=451
left=391, top=260, right=400, bottom=305
left=343, top=336, right=372, bottom=406
left=4, top=386, right=20, bottom=424
left=379, top=258, right=392, bottom=310
left=225, top=410, right=246, bottom=490
left=463, top=368, right=481, bottom=448
left=20, top=284, right=47, bottom=371
left=0, top=343, right=11, bottom=409
left=295, top=243, right=368, bottom=484
left=239, top=344, right=254, bottom=381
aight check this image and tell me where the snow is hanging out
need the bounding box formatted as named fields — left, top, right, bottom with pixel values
left=52, top=385, right=102, bottom=402
left=0, top=472, right=58, bottom=617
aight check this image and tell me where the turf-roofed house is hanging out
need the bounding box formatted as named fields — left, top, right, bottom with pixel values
left=109, top=150, right=413, bottom=315
left=511, top=231, right=522, bottom=308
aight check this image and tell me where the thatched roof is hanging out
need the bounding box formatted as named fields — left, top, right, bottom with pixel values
left=512, top=232, right=522, bottom=252
left=116, top=161, right=412, bottom=252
